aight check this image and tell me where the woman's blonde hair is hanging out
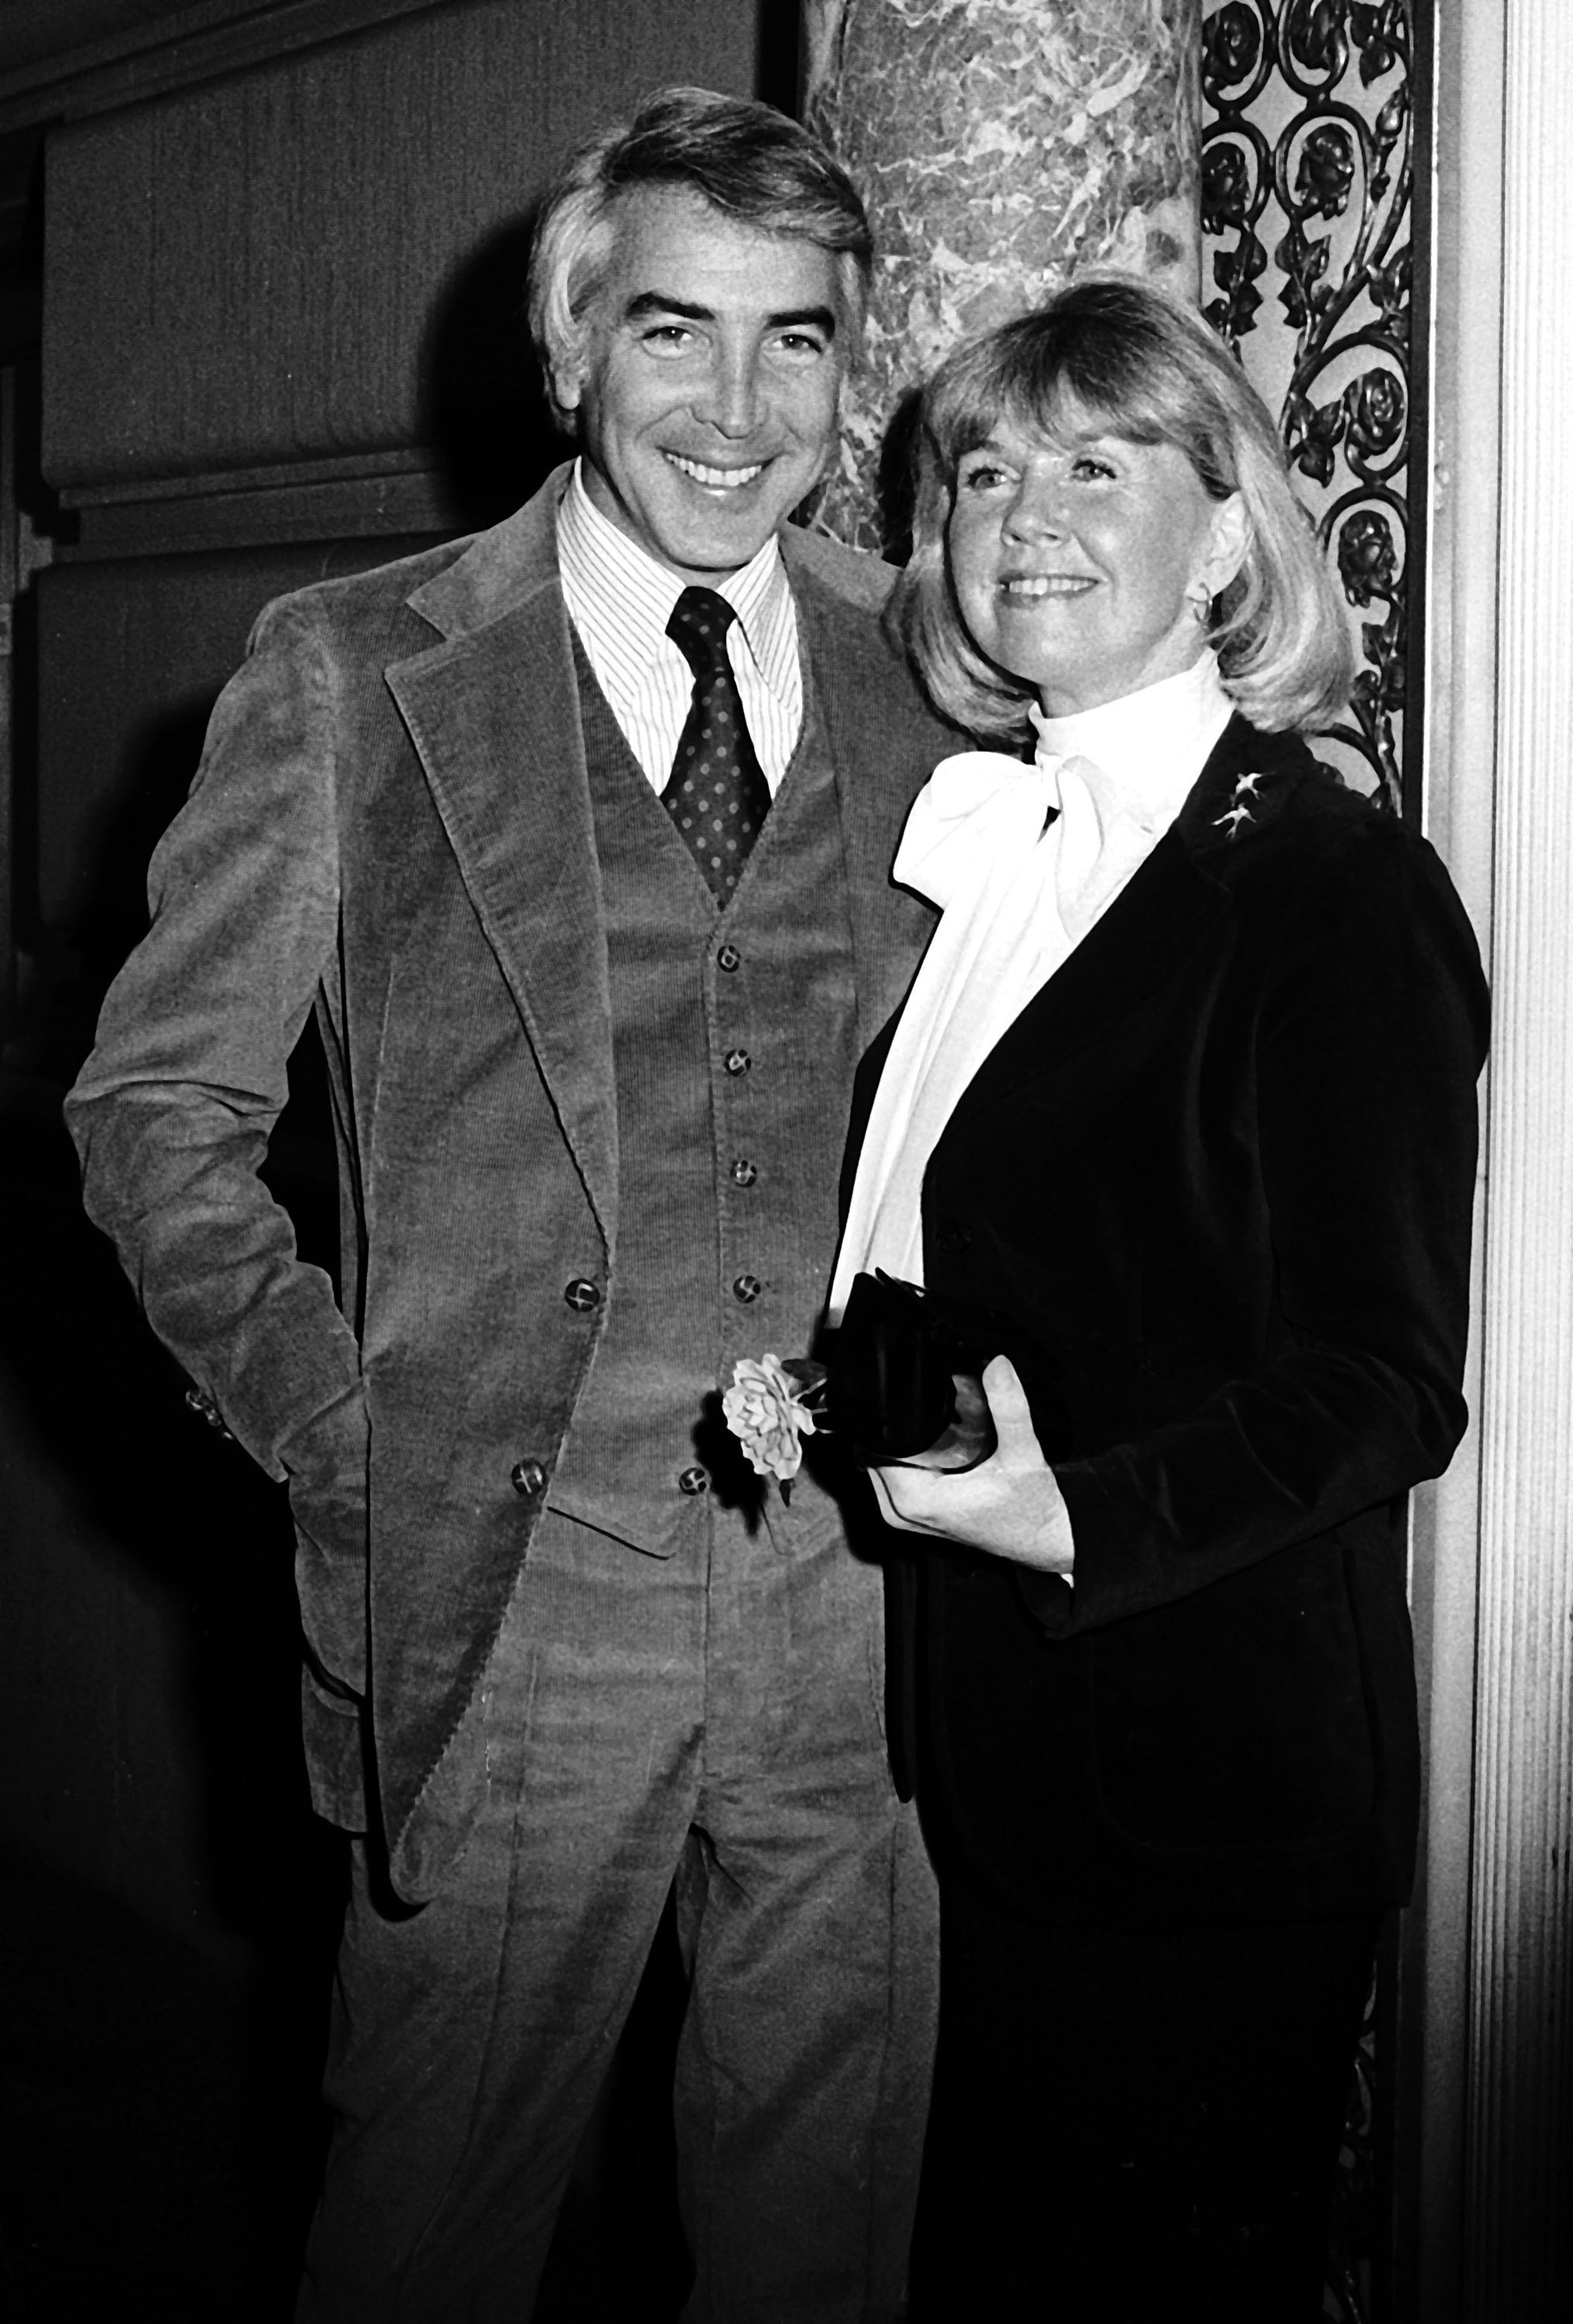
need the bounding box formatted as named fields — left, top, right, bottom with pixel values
left=891, top=273, right=1354, bottom=740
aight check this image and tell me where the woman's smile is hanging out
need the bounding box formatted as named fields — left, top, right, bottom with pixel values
left=997, top=572, right=1097, bottom=599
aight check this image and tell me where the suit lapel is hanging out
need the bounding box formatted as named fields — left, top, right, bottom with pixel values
left=386, top=477, right=618, bottom=1251
left=787, top=549, right=939, bottom=1045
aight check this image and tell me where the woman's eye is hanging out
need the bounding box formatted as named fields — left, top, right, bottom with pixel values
left=1070, top=454, right=1117, bottom=481
left=959, top=460, right=1010, bottom=491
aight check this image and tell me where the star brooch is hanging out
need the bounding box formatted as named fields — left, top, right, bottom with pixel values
left=1213, top=770, right=1264, bottom=837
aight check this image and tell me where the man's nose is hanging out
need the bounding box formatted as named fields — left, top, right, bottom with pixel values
left=696, top=348, right=762, bottom=439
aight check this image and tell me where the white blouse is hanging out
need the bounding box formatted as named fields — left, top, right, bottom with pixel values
left=827, top=652, right=1233, bottom=1323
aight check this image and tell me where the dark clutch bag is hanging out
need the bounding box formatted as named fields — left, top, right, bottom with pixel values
left=825, top=1269, right=1001, bottom=1472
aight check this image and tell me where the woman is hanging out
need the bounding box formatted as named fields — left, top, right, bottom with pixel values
left=826, top=278, right=1488, bottom=2320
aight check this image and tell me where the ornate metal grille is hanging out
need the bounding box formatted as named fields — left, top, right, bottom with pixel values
left=1202, top=15, right=1429, bottom=2313
left=1202, top=0, right=1423, bottom=814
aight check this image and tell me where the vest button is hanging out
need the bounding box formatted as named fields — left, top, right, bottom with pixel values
left=733, top=1273, right=763, bottom=1304
left=716, top=943, right=742, bottom=972
left=678, top=1466, right=710, bottom=1496
left=724, top=1048, right=752, bottom=1076
left=730, top=1158, right=757, bottom=1188
left=510, top=1458, right=547, bottom=1497
left=563, top=1277, right=602, bottom=1312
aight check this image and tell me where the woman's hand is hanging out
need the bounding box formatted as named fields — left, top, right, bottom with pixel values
left=867, top=1355, right=1075, bottom=1576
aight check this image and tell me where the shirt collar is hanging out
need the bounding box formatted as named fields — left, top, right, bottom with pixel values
left=1030, top=652, right=1234, bottom=833
left=557, top=459, right=797, bottom=696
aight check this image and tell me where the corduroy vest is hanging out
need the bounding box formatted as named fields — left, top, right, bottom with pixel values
left=545, top=639, right=860, bottom=1557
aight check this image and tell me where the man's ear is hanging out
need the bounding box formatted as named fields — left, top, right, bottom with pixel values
left=1204, top=492, right=1251, bottom=597
left=550, top=352, right=584, bottom=418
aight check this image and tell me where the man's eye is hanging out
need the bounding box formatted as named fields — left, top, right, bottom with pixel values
left=641, top=325, right=695, bottom=352
left=772, top=331, right=829, bottom=359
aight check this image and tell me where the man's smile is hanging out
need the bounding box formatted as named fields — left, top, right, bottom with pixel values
left=664, top=451, right=768, bottom=490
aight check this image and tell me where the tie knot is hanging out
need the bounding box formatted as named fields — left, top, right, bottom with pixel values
left=667, top=586, right=737, bottom=679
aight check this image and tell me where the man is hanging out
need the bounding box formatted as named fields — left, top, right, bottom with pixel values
left=67, top=86, right=953, bottom=2322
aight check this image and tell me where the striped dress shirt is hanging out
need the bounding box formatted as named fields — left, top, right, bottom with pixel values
left=555, top=461, right=804, bottom=796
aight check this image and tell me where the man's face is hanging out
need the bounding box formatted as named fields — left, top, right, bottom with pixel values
left=553, top=187, right=849, bottom=581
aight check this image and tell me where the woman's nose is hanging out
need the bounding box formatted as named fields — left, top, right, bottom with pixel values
left=1003, top=477, right=1066, bottom=541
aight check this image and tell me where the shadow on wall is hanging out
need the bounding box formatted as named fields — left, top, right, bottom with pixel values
left=0, top=1156, right=345, bottom=2315
left=874, top=385, right=922, bottom=567
left=0, top=653, right=351, bottom=2315
left=1, top=651, right=343, bottom=1917
left=418, top=205, right=572, bottom=535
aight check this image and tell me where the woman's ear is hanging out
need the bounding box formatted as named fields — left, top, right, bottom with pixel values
left=1203, top=492, right=1251, bottom=598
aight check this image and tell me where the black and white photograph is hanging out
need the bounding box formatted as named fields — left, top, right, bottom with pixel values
left=0, top=5, right=1562, bottom=2320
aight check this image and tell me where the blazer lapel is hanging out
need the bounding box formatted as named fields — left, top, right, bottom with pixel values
left=386, top=476, right=618, bottom=1251
left=953, top=715, right=1300, bottom=1122
left=961, top=830, right=1230, bottom=1119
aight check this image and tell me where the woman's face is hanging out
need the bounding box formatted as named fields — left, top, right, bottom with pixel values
left=946, top=406, right=1246, bottom=717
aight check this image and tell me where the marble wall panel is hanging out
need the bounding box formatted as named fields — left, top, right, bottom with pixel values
left=804, top=0, right=1202, bottom=548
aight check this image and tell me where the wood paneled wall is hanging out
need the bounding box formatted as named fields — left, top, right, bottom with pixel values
left=46, top=0, right=735, bottom=493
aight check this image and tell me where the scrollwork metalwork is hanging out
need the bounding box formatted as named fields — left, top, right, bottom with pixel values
left=1323, top=1962, right=1380, bottom=2324
left=1203, top=15, right=1422, bottom=2307
left=1204, top=0, right=1417, bottom=812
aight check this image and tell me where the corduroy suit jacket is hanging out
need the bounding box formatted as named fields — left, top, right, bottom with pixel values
left=857, top=716, right=1489, bottom=1928
left=66, top=466, right=948, bottom=1901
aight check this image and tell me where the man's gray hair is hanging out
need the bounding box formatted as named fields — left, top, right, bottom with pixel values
left=528, top=86, right=874, bottom=418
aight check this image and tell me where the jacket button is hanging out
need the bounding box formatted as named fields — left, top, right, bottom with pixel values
left=678, top=1466, right=710, bottom=1496
left=716, top=943, right=742, bottom=972
left=733, top=1273, right=763, bottom=1304
left=563, top=1277, right=602, bottom=1312
left=724, top=1048, right=751, bottom=1076
left=730, top=1158, right=757, bottom=1188
left=510, top=1459, right=547, bottom=1497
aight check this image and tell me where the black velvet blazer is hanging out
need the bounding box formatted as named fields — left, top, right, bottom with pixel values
left=856, top=715, right=1489, bottom=1927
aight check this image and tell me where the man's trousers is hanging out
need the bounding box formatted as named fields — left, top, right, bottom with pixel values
left=296, top=1499, right=938, bottom=2322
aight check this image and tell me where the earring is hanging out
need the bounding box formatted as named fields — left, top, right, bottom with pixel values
left=1187, top=586, right=1213, bottom=629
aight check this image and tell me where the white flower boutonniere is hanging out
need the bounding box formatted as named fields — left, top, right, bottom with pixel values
left=722, top=1354, right=828, bottom=1503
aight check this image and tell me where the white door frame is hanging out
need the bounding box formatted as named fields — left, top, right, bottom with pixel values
left=1405, top=4, right=1573, bottom=2315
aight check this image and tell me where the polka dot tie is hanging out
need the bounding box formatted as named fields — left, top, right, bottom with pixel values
left=663, top=586, right=771, bottom=904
